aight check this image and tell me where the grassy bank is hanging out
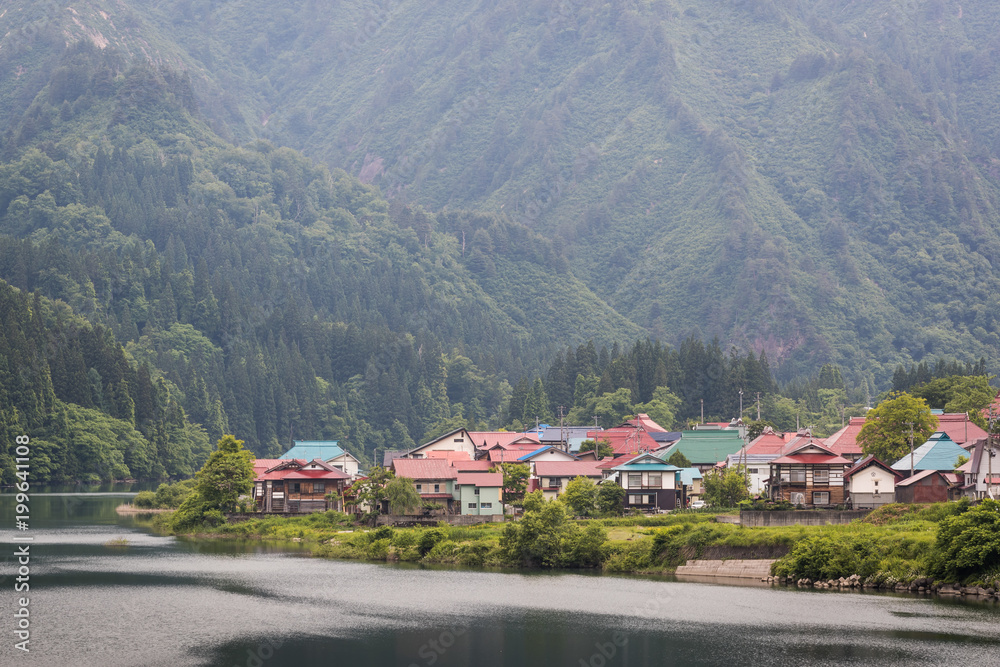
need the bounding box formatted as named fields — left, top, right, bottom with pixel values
left=154, top=500, right=1000, bottom=590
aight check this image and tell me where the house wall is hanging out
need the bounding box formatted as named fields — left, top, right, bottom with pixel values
left=849, top=492, right=896, bottom=509
left=410, top=432, right=477, bottom=458
left=329, top=454, right=360, bottom=477
left=897, top=477, right=950, bottom=504
left=621, top=471, right=676, bottom=490
left=624, top=489, right=677, bottom=510
left=849, top=467, right=897, bottom=494
left=528, top=450, right=576, bottom=462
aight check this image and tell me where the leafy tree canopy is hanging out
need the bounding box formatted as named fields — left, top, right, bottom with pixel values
left=857, top=393, right=938, bottom=463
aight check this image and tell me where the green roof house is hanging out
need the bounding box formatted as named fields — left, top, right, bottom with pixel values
left=890, top=432, right=969, bottom=474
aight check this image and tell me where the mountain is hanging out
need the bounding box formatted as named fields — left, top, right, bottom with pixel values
left=45, top=0, right=1000, bottom=390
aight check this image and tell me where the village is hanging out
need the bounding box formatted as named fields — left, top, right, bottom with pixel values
left=247, top=405, right=1000, bottom=523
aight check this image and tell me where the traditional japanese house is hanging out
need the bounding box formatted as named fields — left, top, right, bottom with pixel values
left=956, top=437, right=1000, bottom=500
left=253, top=459, right=350, bottom=513
left=768, top=440, right=851, bottom=508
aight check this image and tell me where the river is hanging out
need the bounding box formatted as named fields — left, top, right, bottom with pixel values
left=1, top=490, right=999, bottom=666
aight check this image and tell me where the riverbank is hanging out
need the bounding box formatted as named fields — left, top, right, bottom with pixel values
left=116, top=503, right=172, bottom=514
left=152, top=500, right=1000, bottom=596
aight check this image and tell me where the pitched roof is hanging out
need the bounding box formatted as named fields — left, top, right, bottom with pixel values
left=256, top=459, right=349, bottom=481
left=282, top=441, right=344, bottom=461
left=425, top=450, right=472, bottom=462
left=391, top=458, right=457, bottom=480
left=890, top=432, right=970, bottom=472
left=844, top=455, right=903, bottom=480
left=588, top=427, right=663, bottom=455
left=533, top=461, right=604, bottom=478
left=935, top=413, right=988, bottom=445
left=468, top=431, right=538, bottom=449
left=450, top=460, right=495, bottom=472
left=896, top=469, right=947, bottom=487
left=516, top=446, right=576, bottom=461
left=622, top=413, right=670, bottom=433
left=252, top=458, right=287, bottom=474
left=770, top=453, right=852, bottom=465
left=456, top=472, right=503, bottom=487
left=383, top=450, right=408, bottom=467
left=823, top=417, right=866, bottom=457
left=663, top=430, right=746, bottom=465
left=679, top=467, right=703, bottom=486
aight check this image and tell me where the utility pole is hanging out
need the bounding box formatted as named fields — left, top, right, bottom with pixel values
left=700, top=398, right=704, bottom=425
left=756, top=392, right=761, bottom=421
left=739, top=389, right=744, bottom=422
left=558, top=406, right=566, bottom=452
left=906, top=421, right=915, bottom=477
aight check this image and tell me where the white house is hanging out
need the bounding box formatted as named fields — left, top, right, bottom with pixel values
left=844, top=455, right=903, bottom=509
left=957, top=438, right=1000, bottom=500
left=403, top=428, right=478, bottom=460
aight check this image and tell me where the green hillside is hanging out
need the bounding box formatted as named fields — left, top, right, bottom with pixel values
left=63, top=0, right=1000, bottom=389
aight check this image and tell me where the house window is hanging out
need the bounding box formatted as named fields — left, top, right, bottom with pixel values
left=748, top=468, right=759, bottom=474
left=647, top=494, right=656, bottom=505
left=789, top=470, right=806, bottom=483
left=481, top=502, right=492, bottom=509
left=474, top=488, right=480, bottom=495
left=628, top=495, right=641, bottom=504
left=290, top=482, right=301, bottom=493
left=648, top=473, right=661, bottom=488
left=434, top=484, right=440, bottom=493
left=416, top=484, right=423, bottom=492
left=813, top=469, right=829, bottom=484
left=547, top=478, right=560, bottom=488
left=813, top=491, right=830, bottom=505
left=314, top=482, right=325, bottom=494
left=628, top=473, right=642, bottom=488
left=454, top=438, right=465, bottom=443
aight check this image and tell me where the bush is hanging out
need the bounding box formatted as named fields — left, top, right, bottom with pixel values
left=929, top=499, right=1000, bottom=583
left=370, top=526, right=395, bottom=542
left=133, top=491, right=156, bottom=508
left=418, top=528, right=448, bottom=556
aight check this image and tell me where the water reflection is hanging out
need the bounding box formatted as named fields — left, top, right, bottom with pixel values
left=0, top=492, right=998, bottom=667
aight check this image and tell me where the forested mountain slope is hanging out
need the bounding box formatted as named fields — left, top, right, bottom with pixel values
left=0, top=12, right=642, bottom=477
left=45, top=0, right=1000, bottom=389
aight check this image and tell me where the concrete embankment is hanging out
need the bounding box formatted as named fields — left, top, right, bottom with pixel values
left=675, top=559, right=776, bottom=580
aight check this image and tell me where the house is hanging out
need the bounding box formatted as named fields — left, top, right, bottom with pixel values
left=454, top=473, right=504, bottom=516
left=252, top=459, right=350, bottom=513
left=662, top=430, right=747, bottom=472
left=469, top=431, right=540, bottom=451
left=609, top=453, right=681, bottom=511
left=517, top=446, right=577, bottom=464
left=768, top=440, right=851, bottom=508
left=890, top=432, right=969, bottom=475
left=678, top=467, right=704, bottom=507
left=482, top=440, right=544, bottom=463
left=844, top=456, right=903, bottom=509
left=956, top=438, right=1000, bottom=500
left=895, top=470, right=954, bottom=504
left=934, top=413, right=988, bottom=446
left=724, top=427, right=796, bottom=494
left=282, top=440, right=363, bottom=478
left=530, top=461, right=604, bottom=499
left=403, top=428, right=478, bottom=460
left=391, top=458, right=458, bottom=512
left=538, top=425, right=602, bottom=453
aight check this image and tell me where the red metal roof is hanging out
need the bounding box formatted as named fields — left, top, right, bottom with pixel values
left=252, top=458, right=288, bottom=474
left=935, top=413, right=988, bottom=445
left=468, top=431, right=539, bottom=448
left=456, top=472, right=503, bottom=487
left=451, top=460, right=495, bottom=472
left=418, top=493, right=454, bottom=499
left=587, top=427, right=661, bottom=454
left=391, top=458, right=457, bottom=480
left=425, top=450, right=472, bottom=461
left=770, top=454, right=852, bottom=465
left=534, top=461, right=603, bottom=478
left=823, top=417, right=866, bottom=457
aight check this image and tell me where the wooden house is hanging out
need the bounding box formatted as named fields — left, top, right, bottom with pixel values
left=253, top=459, right=350, bottom=513
left=768, top=441, right=851, bottom=508
left=956, top=438, right=1000, bottom=500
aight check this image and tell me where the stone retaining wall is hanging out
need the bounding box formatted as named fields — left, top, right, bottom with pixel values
left=740, top=509, right=872, bottom=527
left=675, top=559, right=776, bottom=580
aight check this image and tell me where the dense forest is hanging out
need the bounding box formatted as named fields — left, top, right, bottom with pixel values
left=1, top=2, right=1000, bottom=482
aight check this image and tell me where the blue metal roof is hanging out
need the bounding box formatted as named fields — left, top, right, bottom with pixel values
left=890, top=432, right=968, bottom=472
left=283, top=441, right=344, bottom=461
left=678, top=467, right=703, bottom=485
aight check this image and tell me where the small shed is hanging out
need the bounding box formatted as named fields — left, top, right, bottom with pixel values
left=895, top=470, right=952, bottom=504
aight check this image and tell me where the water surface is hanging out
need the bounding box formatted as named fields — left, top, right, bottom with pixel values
left=2, top=491, right=998, bottom=666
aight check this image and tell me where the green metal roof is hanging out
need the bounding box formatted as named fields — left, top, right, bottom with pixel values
left=661, top=431, right=746, bottom=465
left=283, top=441, right=344, bottom=461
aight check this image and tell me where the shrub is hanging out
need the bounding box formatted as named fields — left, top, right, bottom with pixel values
left=418, top=528, right=448, bottom=556
left=929, top=499, right=1000, bottom=582
left=133, top=491, right=156, bottom=508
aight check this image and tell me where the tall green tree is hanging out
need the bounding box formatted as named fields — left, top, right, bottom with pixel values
left=857, top=393, right=938, bottom=463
